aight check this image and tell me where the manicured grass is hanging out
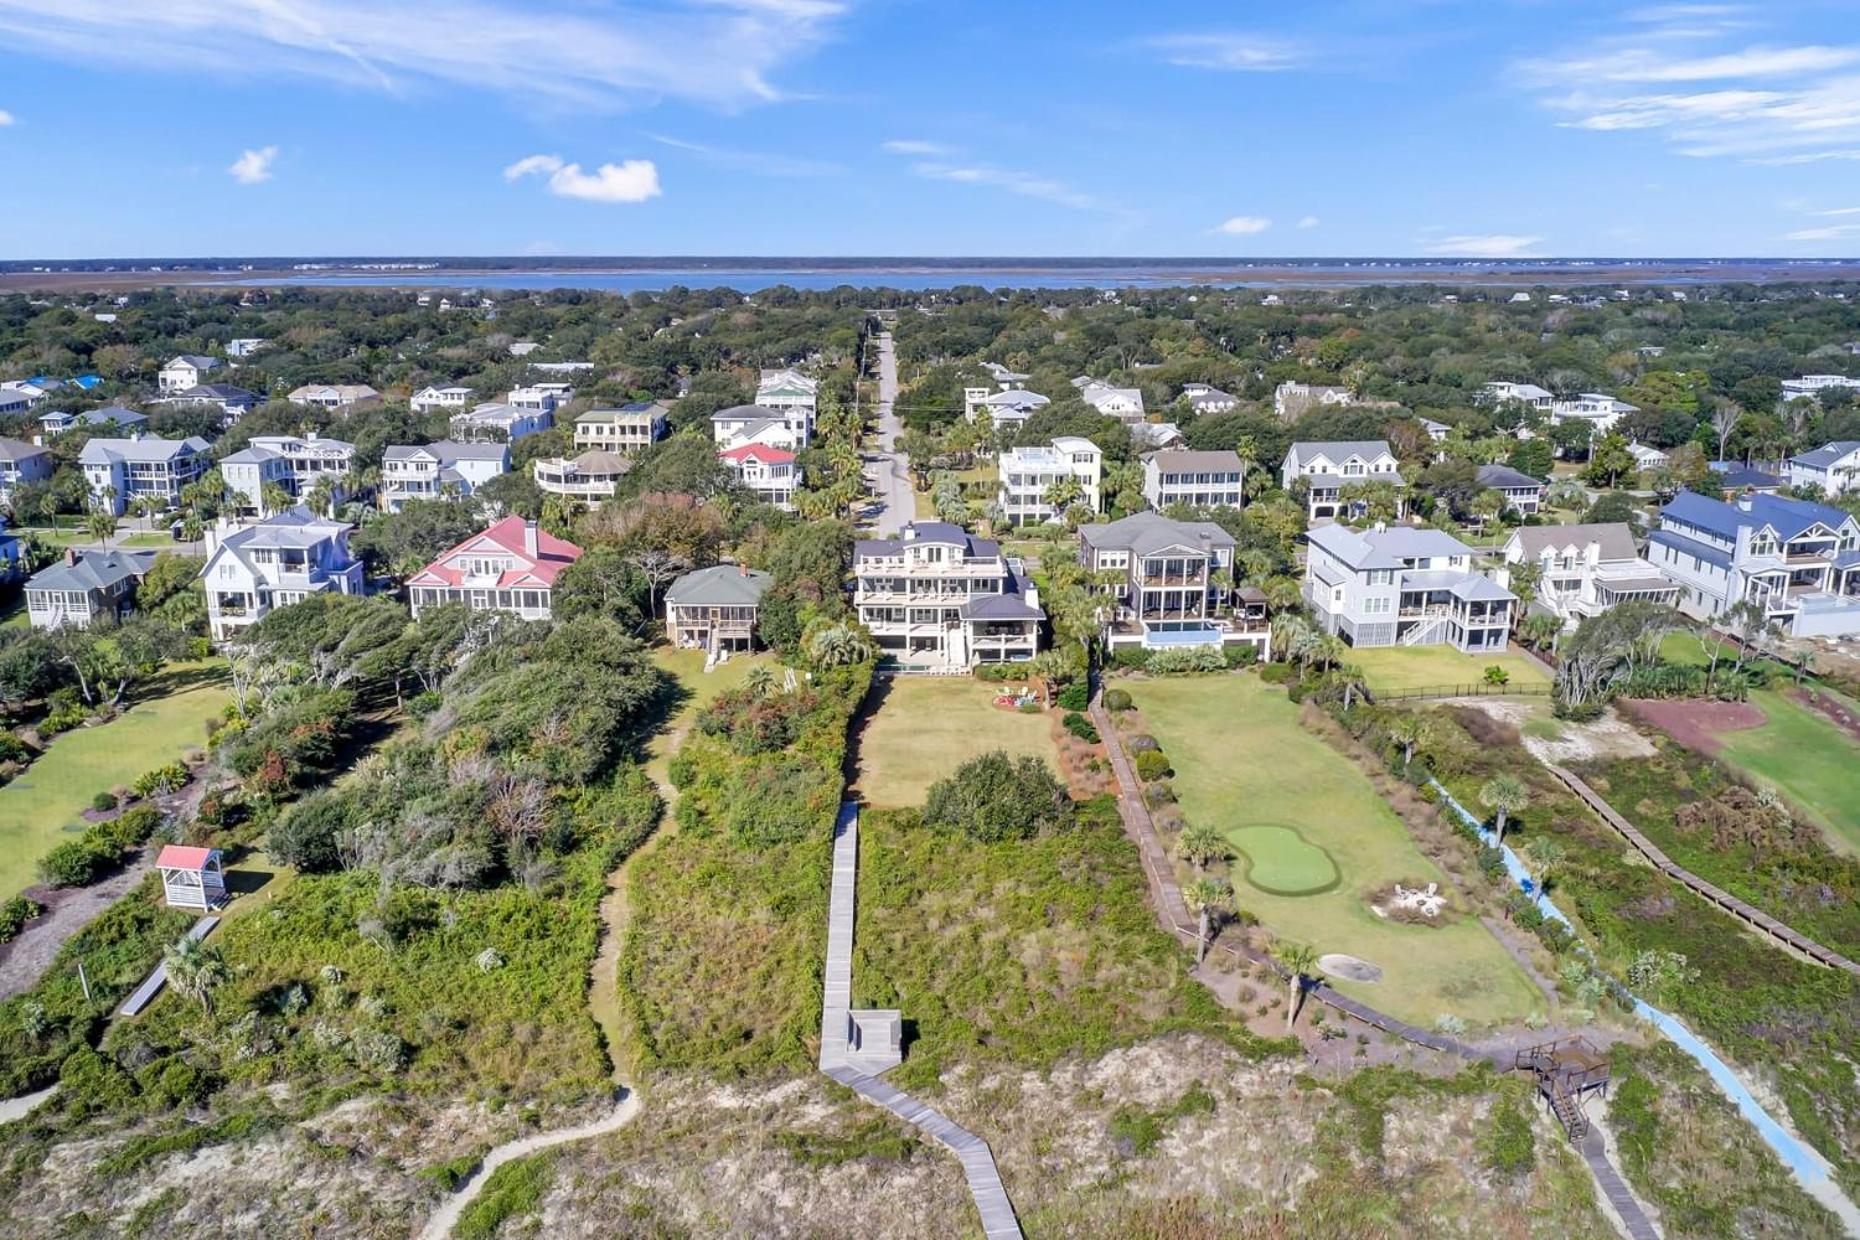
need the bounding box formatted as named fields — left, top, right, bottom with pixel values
left=0, top=592, right=24, bottom=630
left=1711, top=689, right=1860, bottom=856
left=1350, top=646, right=1551, bottom=695
left=0, top=665, right=231, bottom=898
left=1130, top=675, right=1544, bottom=1027
left=1230, top=824, right=1340, bottom=896
left=853, top=676, right=1058, bottom=808
left=644, top=647, right=772, bottom=787
left=15, top=525, right=175, bottom=550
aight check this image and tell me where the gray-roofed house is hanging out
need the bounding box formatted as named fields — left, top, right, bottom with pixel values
left=531, top=450, right=633, bottom=502
left=156, top=383, right=260, bottom=425
left=159, top=354, right=220, bottom=394
left=1180, top=382, right=1239, bottom=415
left=0, top=437, right=53, bottom=503
left=379, top=441, right=509, bottom=512
left=1787, top=440, right=1860, bottom=496
left=962, top=386, right=1050, bottom=429
left=1476, top=463, right=1547, bottom=515
left=1500, top=522, right=1678, bottom=624
left=25, top=547, right=159, bottom=629
left=853, top=521, right=1042, bottom=666
left=79, top=433, right=211, bottom=514
left=1710, top=461, right=1784, bottom=494
left=200, top=507, right=365, bottom=642
left=1079, top=511, right=1269, bottom=655
left=1142, top=449, right=1246, bottom=510
left=665, top=564, right=774, bottom=653
left=40, top=405, right=148, bottom=439
left=1648, top=490, right=1860, bottom=636
left=712, top=403, right=809, bottom=451
left=1073, top=377, right=1146, bottom=421
left=1303, top=523, right=1515, bottom=651
left=575, top=402, right=669, bottom=454
left=1280, top=440, right=1407, bottom=520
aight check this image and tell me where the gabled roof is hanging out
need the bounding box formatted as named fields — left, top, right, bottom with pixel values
left=665, top=564, right=773, bottom=607
left=1662, top=489, right=1855, bottom=543
left=51, top=406, right=146, bottom=428
left=80, top=435, right=208, bottom=465
left=1476, top=463, right=1545, bottom=490
left=1146, top=449, right=1243, bottom=473
left=155, top=845, right=217, bottom=871
left=407, top=516, right=582, bottom=590
left=166, top=354, right=217, bottom=370
left=1509, top=523, right=1639, bottom=562
left=1790, top=440, right=1860, bottom=468
left=855, top=521, right=999, bottom=560
left=27, top=547, right=157, bottom=593
left=1286, top=440, right=1398, bottom=468
left=712, top=403, right=785, bottom=421
left=1368, top=526, right=1474, bottom=560
left=719, top=443, right=795, bottom=465
left=0, top=436, right=50, bottom=462
left=1079, top=511, right=1235, bottom=557
left=385, top=440, right=509, bottom=464
left=1304, top=523, right=1404, bottom=571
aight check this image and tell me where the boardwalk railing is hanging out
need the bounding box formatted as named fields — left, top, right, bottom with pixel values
left=1548, top=764, right=1860, bottom=979
left=1375, top=682, right=1553, bottom=702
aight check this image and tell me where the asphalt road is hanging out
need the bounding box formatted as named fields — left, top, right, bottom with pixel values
left=865, top=331, right=913, bottom=537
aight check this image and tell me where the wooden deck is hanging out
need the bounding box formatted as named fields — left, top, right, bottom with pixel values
left=1549, top=764, right=1860, bottom=978
left=818, top=803, right=1023, bottom=1240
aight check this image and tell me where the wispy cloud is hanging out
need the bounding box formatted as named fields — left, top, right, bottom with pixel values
left=1146, top=32, right=1301, bottom=72
left=1785, top=223, right=1860, bottom=241
left=1297, top=215, right=1320, bottom=229
left=1213, top=216, right=1272, bottom=235
left=1518, top=12, right=1860, bottom=163
left=645, top=133, right=840, bottom=177
left=0, top=0, right=846, bottom=110
left=911, top=161, right=1103, bottom=211
left=504, top=154, right=662, bottom=204
left=0, top=109, right=14, bottom=127
left=1422, top=234, right=1545, bottom=257
left=880, top=138, right=949, bottom=155
left=227, top=145, right=278, bottom=184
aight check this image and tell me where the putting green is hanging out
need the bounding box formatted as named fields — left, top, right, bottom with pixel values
left=1230, top=824, right=1340, bottom=896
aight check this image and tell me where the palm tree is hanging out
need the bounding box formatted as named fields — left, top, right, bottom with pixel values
left=305, top=475, right=339, bottom=518
left=163, top=938, right=230, bottom=1016
left=1270, top=614, right=1311, bottom=665
left=1479, top=774, right=1529, bottom=847
left=1184, top=877, right=1234, bottom=964
left=1387, top=712, right=1430, bottom=773
left=1042, top=475, right=1084, bottom=516
left=259, top=480, right=293, bottom=517
left=806, top=622, right=876, bottom=668
left=1178, top=822, right=1231, bottom=873
left=744, top=664, right=776, bottom=699
left=1794, top=647, right=1816, bottom=688
left=86, top=499, right=117, bottom=546
left=1274, top=941, right=1319, bottom=1032
left=1524, top=836, right=1567, bottom=897
left=1234, top=434, right=1260, bottom=507
left=1028, top=649, right=1072, bottom=708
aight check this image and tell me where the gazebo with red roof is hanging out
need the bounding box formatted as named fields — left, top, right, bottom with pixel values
left=156, top=844, right=226, bottom=911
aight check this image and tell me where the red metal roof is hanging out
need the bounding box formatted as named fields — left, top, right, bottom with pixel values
left=719, top=443, right=795, bottom=465
left=406, top=515, right=583, bottom=591
left=156, top=845, right=216, bottom=870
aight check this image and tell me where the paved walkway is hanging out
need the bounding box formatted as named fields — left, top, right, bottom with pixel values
left=818, top=802, right=1023, bottom=1240
left=1548, top=764, right=1860, bottom=978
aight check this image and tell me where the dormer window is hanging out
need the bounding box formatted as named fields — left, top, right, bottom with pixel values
left=1749, top=531, right=1777, bottom=556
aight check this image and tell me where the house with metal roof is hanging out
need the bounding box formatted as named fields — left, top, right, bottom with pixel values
left=159, top=354, right=220, bottom=394
left=1280, top=440, right=1407, bottom=520
left=0, top=437, right=53, bottom=504
left=1079, top=512, right=1268, bottom=655
left=379, top=441, right=508, bottom=512
left=79, top=433, right=211, bottom=515
left=1303, top=523, right=1515, bottom=652
left=712, top=402, right=810, bottom=451
left=664, top=564, right=774, bottom=653
left=1648, top=490, right=1860, bottom=636
left=1787, top=440, right=1860, bottom=496
left=962, top=387, right=1050, bottom=430
left=1476, top=463, right=1547, bottom=514
left=1500, top=523, right=1677, bottom=624
left=853, top=521, right=1042, bottom=666
left=40, top=405, right=147, bottom=439
left=1143, top=449, right=1246, bottom=511
left=200, top=507, right=365, bottom=642
left=24, top=547, right=159, bottom=629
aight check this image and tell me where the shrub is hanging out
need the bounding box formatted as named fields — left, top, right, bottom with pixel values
left=1483, top=1094, right=1536, bottom=1174
left=1259, top=663, right=1295, bottom=685
left=97, top=806, right=162, bottom=851
left=974, top=663, right=1030, bottom=682
left=268, top=792, right=352, bottom=874
left=91, top=791, right=120, bottom=813
left=1062, top=712, right=1100, bottom=743
left=924, top=750, right=1073, bottom=842
left=0, top=732, right=31, bottom=764
left=38, top=836, right=120, bottom=887
left=1111, top=648, right=1152, bottom=671
left=1134, top=749, right=1173, bottom=782
left=1146, top=645, right=1225, bottom=675
left=1017, top=701, right=1042, bottom=714
left=131, top=762, right=190, bottom=800
left=1102, top=688, right=1132, bottom=712
left=1223, top=644, right=1260, bottom=668
left=0, top=896, right=43, bottom=943
left=1056, top=682, right=1090, bottom=711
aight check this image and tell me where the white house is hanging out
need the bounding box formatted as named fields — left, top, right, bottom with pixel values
left=1142, top=450, right=1245, bottom=511
left=1499, top=523, right=1677, bottom=624
left=1787, top=441, right=1860, bottom=495
left=411, top=385, right=477, bottom=414
left=159, top=354, right=220, bottom=394
left=0, top=438, right=54, bottom=504
left=1626, top=441, right=1670, bottom=472
left=80, top=434, right=211, bottom=514
left=1303, top=523, right=1515, bottom=653
left=287, top=383, right=381, bottom=411
left=755, top=368, right=818, bottom=423
left=1551, top=393, right=1638, bottom=437
left=574, top=402, right=668, bottom=454
left=450, top=402, right=554, bottom=443
left=221, top=433, right=356, bottom=515
left=199, top=507, right=366, bottom=642
left=1180, top=382, right=1239, bottom=415
left=718, top=442, right=800, bottom=510
left=1481, top=381, right=1555, bottom=414
left=40, top=405, right=146, bottom=439
left=407, top=516, right=582, bottom=621
left=1475, top=463, right=1547, bottom=515
left=226, top=338, right=266, bottom=359
left=379, top=441, right=509, bottom=512
left=1073, top=377, right=1145, bottom=421
left=532, top=450, right=633, bottom=502
left=963, top=387, right=1050, bottom=429
left=1648, top=490, right=1860, bottom=637
left=1782, top=375, right=1860, bottom=401
left=712, top=403, right=809, bottom=450
left=853, top=521, right=1043, bottom=666
left=508, top=383, right=573, bottom=412
left=1280, top=440, right=1407, bottom=520
left=157, top=383, right=260, bottom=425
left=995, top=436, right=1103, bottom=526
left=1079, top=511, right=1269, bottom=656
left=980, top=362, right=1029, bottom=389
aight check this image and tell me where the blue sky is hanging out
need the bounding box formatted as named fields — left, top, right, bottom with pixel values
left=1, top=0, right=1858, bottom=258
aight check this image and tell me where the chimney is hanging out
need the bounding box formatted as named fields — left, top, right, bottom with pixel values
left=63, top=547, right=76, bottom=565
left=522, top=519, right=539, bottom=559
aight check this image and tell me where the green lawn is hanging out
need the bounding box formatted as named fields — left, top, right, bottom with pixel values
left=0, top=665, right=231, bottom=898
left=1229, top=824, right=1340, bottom=895
left=644, top=647, right=772, bottom=787
left=854, top=676, right=1056, bottom=808
left=1711, top=689, right=1860, bottom=856
left=1130, top=675, right=1545, bottom=1027
left=14, top=525, right=174, bottom=550
left=1351, top=645, right=1551, bottom=695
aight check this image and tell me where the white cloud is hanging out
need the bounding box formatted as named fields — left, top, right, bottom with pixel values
left=227, top=145, right=278, bottom=184
left=0, top=109, right=14, bottom=126
left=1785, top=223, right=1860, bottom=241
left=1422, top=234, right=1546, bottom=257
left=1214, top=215, right=1272, bottom=235
left=910, top=161, right=1104, bottom=212
left=881, top=139, right=949, bottom=155
left=504, top=154, right=662, bottom=204
left=1297, top=215, right=1320, bottom=229
left=1147, top=33, right=1301, bottom=72
left=0, top=0, right=845, bottom=110
left=1540, top=45, right=1860, bottom=83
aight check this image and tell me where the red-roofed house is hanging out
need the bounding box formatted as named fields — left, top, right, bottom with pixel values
left=156, top=845, right=226, bottom=910
left=406, top=516, right=582, bottom=621
left=719, top=442, right=799, bottom=511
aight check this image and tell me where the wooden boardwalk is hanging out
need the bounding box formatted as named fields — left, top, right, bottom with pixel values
left=818, top=803, right=1023, bottom=1240
left=118, top=915, right=218, bottom=1017
left=1548, top=764, right=1860, bottom=978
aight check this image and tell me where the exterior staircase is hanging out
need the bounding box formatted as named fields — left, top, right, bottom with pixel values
left=1400, top=614, right=1449, bottom=646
